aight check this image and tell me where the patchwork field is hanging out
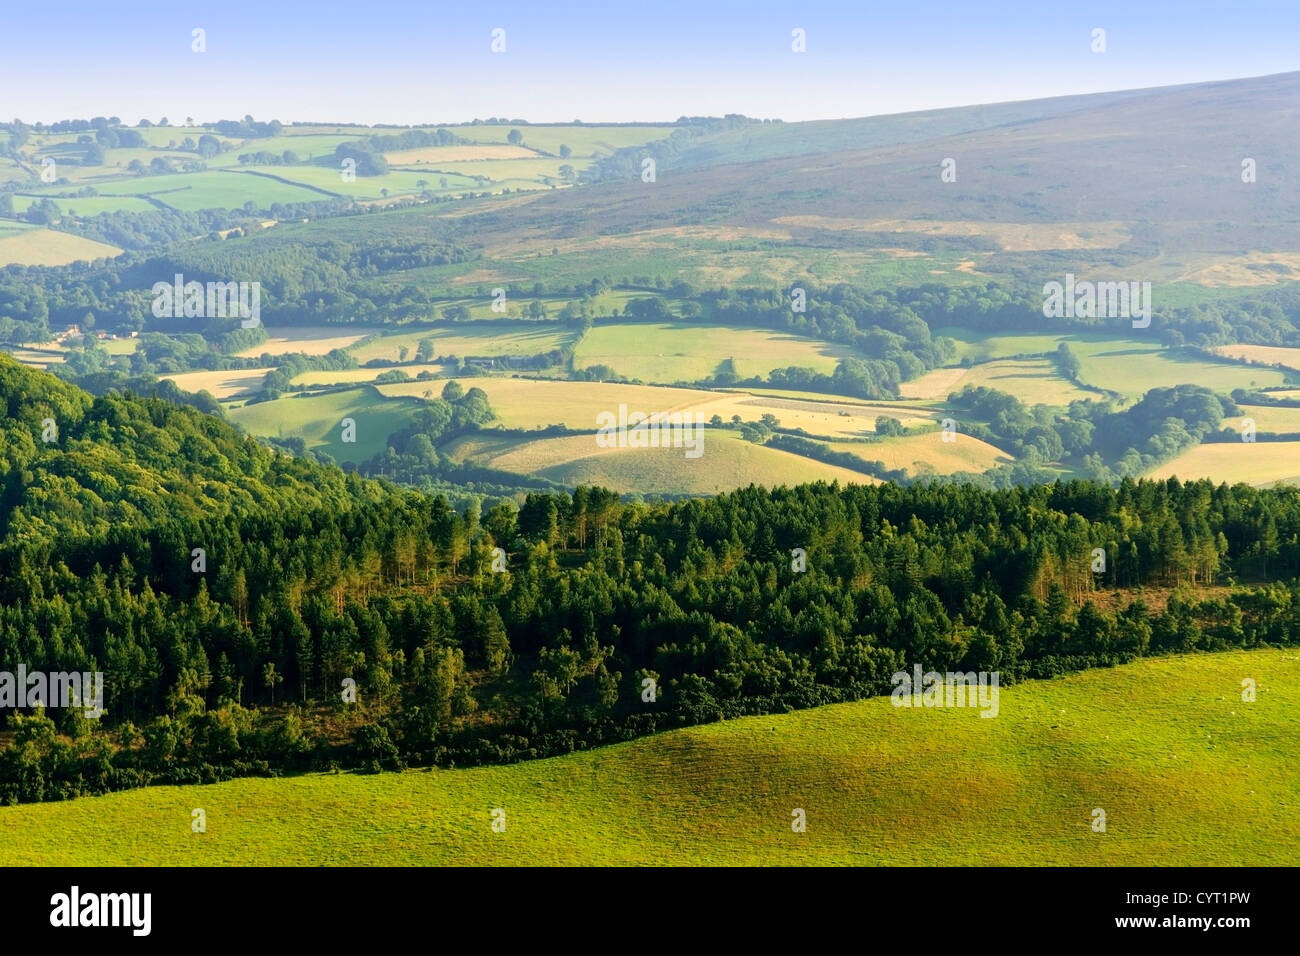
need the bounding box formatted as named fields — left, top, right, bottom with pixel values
left=437, top=124, right=675, bottom=157
left=573, top=322, right=849, bottom=383
left=935, top=329, right=1295, bottom=399
left=262, top=166, right=479, bottom=199
left=11, top=193, right=160, bottom=216
left=445, top=429, right=876, bottom=494
left=1222, top=404, right=1300, bottom=435
left=900, top=359, right=1093, bottom=405
left=827, top=432, right=1012, bottom=475
left=347, top=324, right=576, bottom=363
left=162, top=369, right=272, bottom=399
left=1217, top=344, right=1300, bottom=371
left=227, top=388, right=418, bottom=464
left=1147, top=441, right=1300, bottom=486
left=379, top=378, right=718, bottom=429
left=372, top=377, right=934, bottom=438
left=0, top=649, right=1291, bottom=866
left=236, top=327, right=376, bottom=357
left=0, top=225, right=121, bottom=267
left=384, top=145, right=538, bottom=164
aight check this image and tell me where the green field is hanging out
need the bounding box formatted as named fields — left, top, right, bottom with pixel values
left=936, top=329, right=1295, bottom=399
left=47, top=169, right=332, bottom=212
left=437, top=124, right=675, bottom=158
left=347, top=323, right=577, bottom=363
left=574, top=322, right=849, bottom=384
left=227, top=387, right=418, bottom=463
left=445, top=428, right=877, bottom=494
left=0, top=649, right=1292, bottom=866
left=12, top=193, right=160, bottom=216
left=261, top=165, right=480, bottom=199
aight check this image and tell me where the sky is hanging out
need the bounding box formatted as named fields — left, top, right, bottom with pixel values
left=2, top=1, right=1298, bottom=126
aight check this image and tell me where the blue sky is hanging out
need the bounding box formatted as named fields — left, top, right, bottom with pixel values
left=2, top=1, right=1297, bottom=125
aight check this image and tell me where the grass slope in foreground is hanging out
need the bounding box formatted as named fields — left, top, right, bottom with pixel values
left=1, top=649, right=1294, bottom=866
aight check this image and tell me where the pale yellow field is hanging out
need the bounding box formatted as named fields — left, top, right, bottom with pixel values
left=446, top=430, right=878, bottom=494
left=378, top=378, right=718, bottom=427
left=348, top=326, right=575, bottom=363
left=695, top=393, right=938, bottom=437
left=162, top=369, right=272, bottom=398
left=295, top=365, right=445, bottom=386
left=1148, top=442, right=1300, bottom=486
left=0, top=228, right=121, bottom=267
left=899, top=360, right=1091, bottom=405
left=1223, top=405, right=1300, bottom=435
left=827, top=433, right=1013, bottom=475
left=236, top=327, right=376, bottom=357
left=897, top=367, right=969, bottom=400
left=375, top=377, right=940, bottom=437
left=384, top=145, right=539, bottom=163
left=1, top=347, right=64, bottom=368
left=1216, top=344, right=1300, bottom=371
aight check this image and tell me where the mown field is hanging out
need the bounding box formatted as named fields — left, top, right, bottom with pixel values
left=0, top=649, right=1292, bottom=866
left=347, top=323, right=576, bottom=363
left=899, top=358, right=1094, bottom=405
left=573, top=322, right=849, bottom=383
left=826, top=433, right=1012, bottom=474
left=444, top=429, right=877, bottom=494
left=0, top=225, right=120, bottom=267
left=227, top=387, right=418, bottom=464
left=1147, top=441, right=1300, bottom=486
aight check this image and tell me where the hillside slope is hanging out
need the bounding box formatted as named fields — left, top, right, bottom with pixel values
left=0, top=649, right=1293, bottom=866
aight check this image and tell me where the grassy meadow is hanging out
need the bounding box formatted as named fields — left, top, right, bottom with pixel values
left=0, top=649, right=1292, bottom=866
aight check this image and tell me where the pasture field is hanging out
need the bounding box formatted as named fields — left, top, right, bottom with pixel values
left=227, top=387, right=419, bottom=464
left=347, top=324, right=576, bottom=363
left=1216, top=344, right=1300, bottom=371
left=445, top=429, right=877, bottom=494
left=437, top=124, right=676, bottom=157
left=374, top=377, right=927, bottom=438
left=236, top=326, right=376, bottom=357
left=383, top=145, right=539, bottom=164
left=826, top=432, right=1012, bottom=475
left=1147, top=441, right=1300, bottom=486
left=293, top=365, right=445, bottom=386
left=900, top=358, right=1093, bottom=405
left=573, top=322, right=849, bottom=383
left=11, top=193, right=161, bottom=216
left=1222, top=404, right=1300, bottom=435
left=0, top=227, right=121, bottom=267
left=262, top=165, right=479, bottom=199
left=934, top=329, right=1294, bottom=399
left=391, top=157, right=573, bottom=181
left=0, top=347, right=64, bottom=368
left=203, top=134, right=365, bottom=166
left=161, top=369, right=272, bottom=399
left=378, top=377, right=720, bottom=429
left=0, top=649, right=1291, bottom=866
left=78, top=170, right=330, bottom=211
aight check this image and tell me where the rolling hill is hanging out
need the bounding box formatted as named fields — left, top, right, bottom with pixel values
left=1, top=649, right=1292, bottom=866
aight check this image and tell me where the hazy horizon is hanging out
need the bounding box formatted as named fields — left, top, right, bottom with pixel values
left=4, top=0, right=1298, bottom=126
